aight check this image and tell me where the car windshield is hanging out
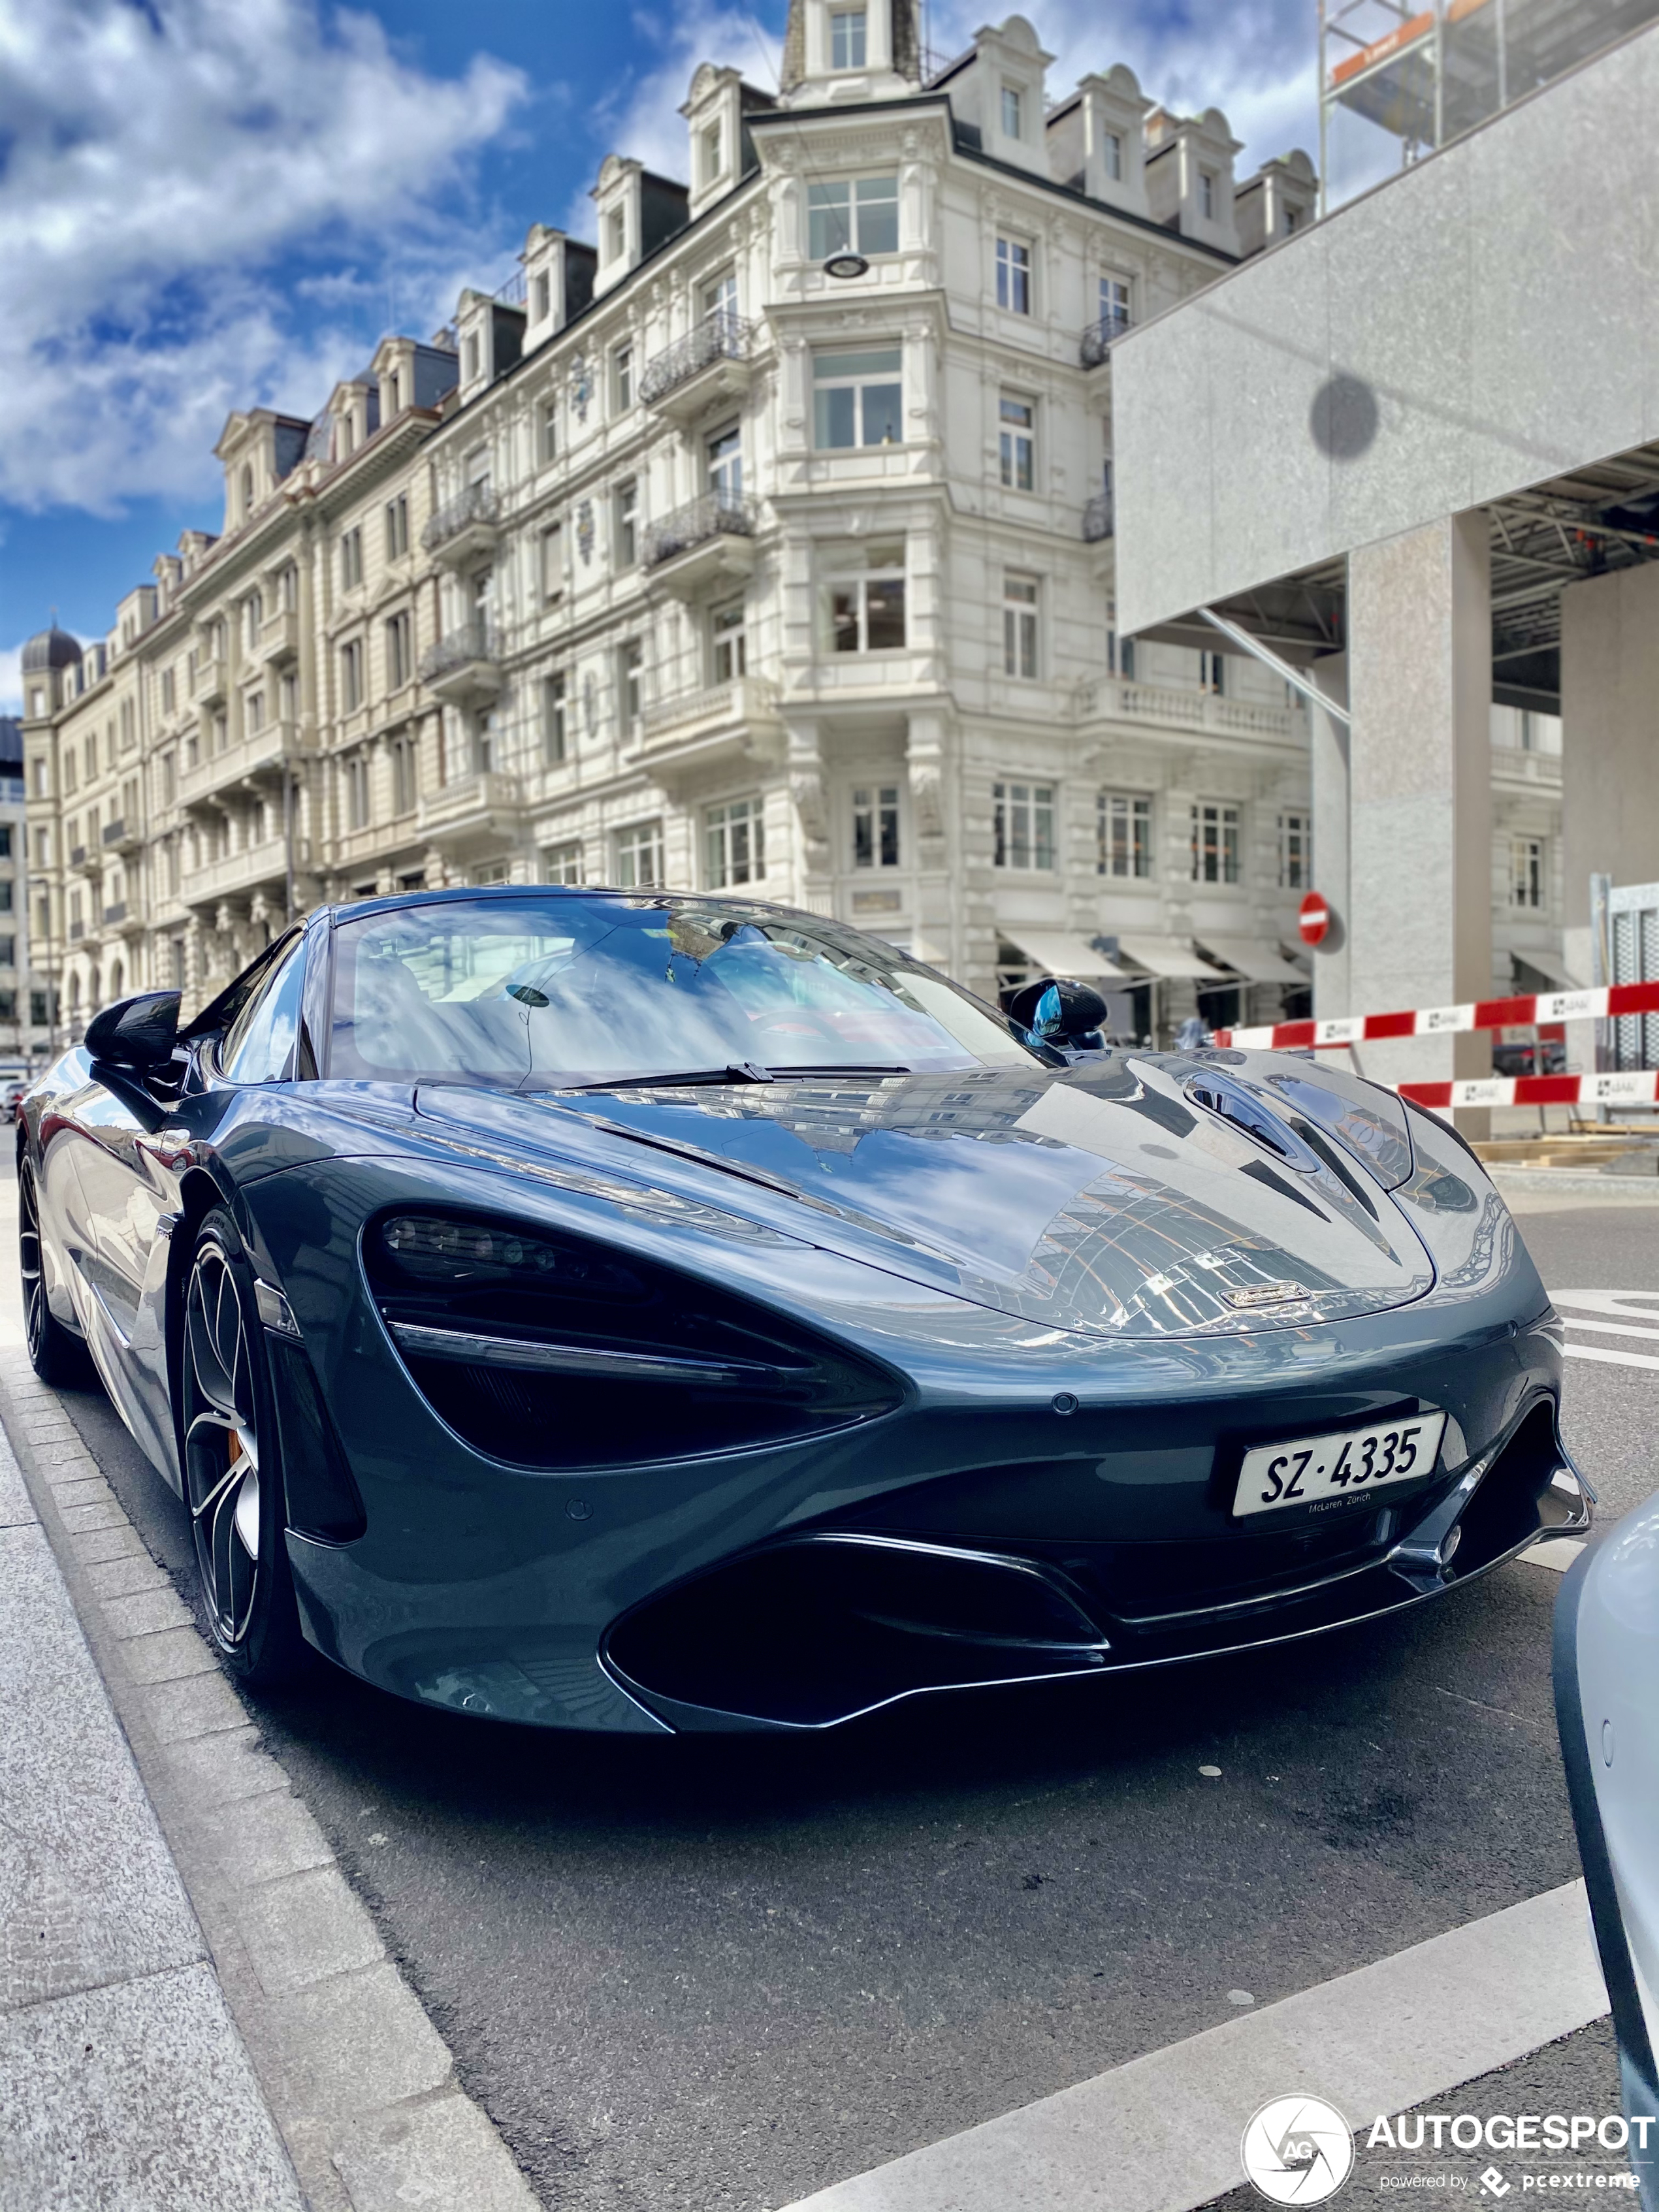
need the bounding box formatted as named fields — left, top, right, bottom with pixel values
left=326, top=895, right=1039, bottom=1085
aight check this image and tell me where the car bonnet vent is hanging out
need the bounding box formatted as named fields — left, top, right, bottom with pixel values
left=1184, top=1076, right=1317, bottom=1171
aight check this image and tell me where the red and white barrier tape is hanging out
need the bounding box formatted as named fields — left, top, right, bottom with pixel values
left=1215, top=980, right=1659, bottom=1052
left=1397, top=1070, right=1659, bottom=1112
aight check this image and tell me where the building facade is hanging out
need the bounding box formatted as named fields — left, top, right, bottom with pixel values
left=18, top=0, right=1562, bottom=1050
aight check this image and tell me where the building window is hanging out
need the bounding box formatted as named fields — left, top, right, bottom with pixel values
left=1191, top=801, right=1242, bottom=884
left=280, top=564, right=298, bottom=613
left=385, top=494, right=409, bottom=560
left=246, top=690, right=266, bottom=735
left=242, top=593, right=261, bottom=652
left=618, top=640, right=643, bottom=733
left=1001, top=84, right=1023, bottom=137
left=160, top=665, right=176, bottom=714
left=540, top=522, right=564, bottom=603
left=712, top=601, right=747, bottom=682
left=388, top=733, right=415, bottom=815
left=1098, top=792, right=1153, bottom=878
left=1199, top=650, right=1227, bottom=694
left=606, top=207, right=626, bottom=264
left=613, top=344, right=634, bottom=413
left=995, top=236, right=1033, bottom=315
left=532, top=269, right=551, bottom=323
left=1103, top=130, right=1123, bottom=180
left=813, top=347, right=902, bottom=449
left=706, top=795, right=766, bottom=887
left=541, top=840, right=583, bottom=884
left=707, top=421, right=743, bottom=504
left=280, top=671, right=298, bottom=723
left=340, top=638, right=364, bottom=713
left=340, top=527, right=363, bottom=590
left=703, top=270, right=738, bottom=323
left=1283, top=205, right=1300, bottom=234
left=1003, top=573, right=1039, bottom=678
left=614, top=479, right=637, bottom=569
left=830, top=7, right=867, bottom=67
left=540, top=397, right=558, bottom=462
left=999, top=394, right=1035, bottom=490
left=31, top=758, right=44, bottom=798
left=826, top=543, right=906, bottom=653
left=386, top=611, right=412, bottom=690
left=543, top=673, right=568, bottom=763
left=1199, top=169, right=1217, bottom=220
left=1511, top=835, right=1545, bottom=910
left=701, top=121, right=724, bottom=184
left=806, top=175, right=899, bottom=259
left=852, top=784, right=900, bottom=869
left=993, top=781, right=1055, bottom=871
left=1100, top=275, right=1131, bottom=331
left=1278, top=811, right=1312, bottom=890
left=344, top=752, right=369, bottom=830
left=463, top=332, right=481, bottom=383
left=615, top=819, right=664, bottom=889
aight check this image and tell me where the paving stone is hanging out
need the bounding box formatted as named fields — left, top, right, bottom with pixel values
left=0, top=1443, right=35, bottom=1529
left=330, top=2088, right=540, bottom=2212
left=84, top=1552, right=171, bottom=1601
left=164, top=1726, right=288, bottom=1808
left=140, top=1667, right=248, bottom=1746
left=235, top=1865, right=384, bottom=1999
left=0, top=1962, right=304, bottom=2211
left=190, top=1790, right=334, bottom=1891
left=57, top=1500, right=127, bottom=1537
left=100, top=1584, right=193, bottom=1639
left=67, top=1524, right=144, bottom=1567
left=44, top=1476, right=109, bottom=1511
left=118, top=1625, right=219, bottom=1686
left=265, top=1963, right=452, bottom=2126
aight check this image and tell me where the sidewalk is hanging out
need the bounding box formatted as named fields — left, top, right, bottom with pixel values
left=0, top=1413, right=304, bottom=2210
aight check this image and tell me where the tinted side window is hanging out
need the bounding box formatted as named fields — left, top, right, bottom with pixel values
left=221, top=938, right=306, bottom=1084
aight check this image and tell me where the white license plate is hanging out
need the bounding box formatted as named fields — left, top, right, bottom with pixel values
left=1232, top=1411, right=1448, bottom=1519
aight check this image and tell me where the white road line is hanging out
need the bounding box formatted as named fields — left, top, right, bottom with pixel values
left=1562, top=1317, right=1659, bottom=1343
left=1554, top=1291, right=1659, bottom=1317
left=1521, top=1537, right=1586, bottom=1573
left=1564, top=1342, right=1659, bottom=1372
left=781, top=1883, right=1607, bottom=2212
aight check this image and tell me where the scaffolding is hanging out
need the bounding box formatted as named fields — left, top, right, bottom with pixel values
left=1317, top=0, right=1659, bottom=210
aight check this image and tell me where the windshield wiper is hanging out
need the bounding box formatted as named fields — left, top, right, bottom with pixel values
left=556, top=1061, right=914, bottom=1093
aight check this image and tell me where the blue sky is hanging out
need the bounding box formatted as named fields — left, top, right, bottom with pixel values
left=0, top=0, right=1319, bottom=708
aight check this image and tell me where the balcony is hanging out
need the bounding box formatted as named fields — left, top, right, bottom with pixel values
left=101, top=901, right=143, bottom=937
left=182, top=832, right=290, bottom=909
left=419, top=621, right=502, bottom=707
left=421, top=482, right=500, bottom=568
left=258, top=607, right=300, bottom=663
left=417, top=769, right=523, bottom=850
left=639, top=312, right=756, bottom=422
left=1080, top=310, right=1132, bottom=367
left=101, top=816, right=141, bottom=857
left=637, top=675, right=782, bottom=774
left=642, top=492, right=757, bottom=598
left=1075, top=674, right=1304, bottom=746
left=69, top=843, right=100, bottom=876
left=192, top=653, right=227, bottom=706
left=1082, top=492, right=1115, bottom=543
left=69, top=920, right=85, bottom=942
left=180, top=718, right=306, bottom=809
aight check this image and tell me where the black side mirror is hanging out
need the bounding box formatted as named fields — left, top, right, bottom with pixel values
left=1008, top=976, right=1109, bottom=1043
left=85, top=990, right=182, bottom=1072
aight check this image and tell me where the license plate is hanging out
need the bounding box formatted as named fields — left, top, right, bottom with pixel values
left=1232, top=1411, right=1448, bottom=1518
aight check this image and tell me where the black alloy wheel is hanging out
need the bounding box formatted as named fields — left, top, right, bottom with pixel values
left=19, top=1157, right=93, bottom=1387
left=181, top=1208, right=302, bottom=1684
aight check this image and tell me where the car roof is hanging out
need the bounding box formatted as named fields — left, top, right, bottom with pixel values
left=318, top=884, right=808, bottom=929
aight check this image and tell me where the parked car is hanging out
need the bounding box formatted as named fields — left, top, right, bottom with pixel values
left=1554, top=1508, right=1659, bottom=2212
left=18, top=887, right=1589, bottom=1733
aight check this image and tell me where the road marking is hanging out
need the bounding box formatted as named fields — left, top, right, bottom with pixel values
left=1521, top=1537, right=1586, bottom=1572
left=1554, top=1290, right=1659, bottom=1317
left=1563, top=1342, right=1659, bottom=1371
left=781, top=1883, right=1606, bottom=2212
left=1562, top=1317, right=1659, bottom=1343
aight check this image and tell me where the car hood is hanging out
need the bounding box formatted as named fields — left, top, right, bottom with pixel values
left=413, top=1058, right=1436, bottom=1341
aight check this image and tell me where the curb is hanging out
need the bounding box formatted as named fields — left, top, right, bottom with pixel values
left=1489, top=1167, right=1659, bottom=1200
left=0, top=1345, right=540, bottom=2212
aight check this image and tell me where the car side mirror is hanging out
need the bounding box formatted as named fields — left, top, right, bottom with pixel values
left=1009, top=977, right=1109, bottom=1044
left=84, top=989, right=182, bottom=1072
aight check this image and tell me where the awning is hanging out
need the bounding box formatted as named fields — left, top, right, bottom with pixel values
left=1511, top=949, right=1579, bottom=993
left=1198, top=936, right=1311, bottom=986
left=1002, top=929, right=1134, bottom=982
left=1116, top=935, right=1232, bottom=982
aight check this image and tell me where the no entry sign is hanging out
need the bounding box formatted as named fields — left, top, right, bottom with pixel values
left=1298, top=891, right=1332, bottom=947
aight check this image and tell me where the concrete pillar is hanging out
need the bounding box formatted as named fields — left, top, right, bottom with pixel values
left=1347, top=513, right=1492, bottom=1118
left=1308, top=652, right=1350, bottom=1019
left=1559, top=562, right=1659, bottom=995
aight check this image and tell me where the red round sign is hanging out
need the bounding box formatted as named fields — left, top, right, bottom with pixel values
left=1298, top=891, right=1331, bottom=947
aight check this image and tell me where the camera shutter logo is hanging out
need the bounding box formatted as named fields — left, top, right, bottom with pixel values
left=1242, top=2094, right=1355, bottom=2204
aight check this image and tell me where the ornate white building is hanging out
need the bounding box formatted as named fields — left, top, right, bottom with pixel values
left=25, top=0, right=1559, bottom=1044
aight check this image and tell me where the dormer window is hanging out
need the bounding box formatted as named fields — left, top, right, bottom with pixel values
left=240, top=464, right=255, bottom=517
left=1001, top=84, right=1023, bottom=138
left=701, top=121, right=724, bottom=184
left=607, top=207, right=626, bottom=263
left=830, top=7, right=866, bottom=67
left=464, top=333, right=481, bottom=383
left=1200, top=168, right=1217, bottom=219
left=532, top=270, right=551, bottom=321
left=386, top=370, right=401, bottom=414
left=1103, top=130, right=1123, bottom=180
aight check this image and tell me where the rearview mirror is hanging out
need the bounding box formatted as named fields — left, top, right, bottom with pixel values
left=1008, top=977, right=1108, bottom=1044
left=85, top=989, right=182, bottom=1072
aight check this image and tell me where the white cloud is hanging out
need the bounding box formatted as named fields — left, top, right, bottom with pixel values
left=0, top=0, right=530, bottom=514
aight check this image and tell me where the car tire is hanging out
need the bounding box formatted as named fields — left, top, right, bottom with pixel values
left=179, top=1206, right=305, bottom=1686
left=19, top=1158, right=95, bottom=1388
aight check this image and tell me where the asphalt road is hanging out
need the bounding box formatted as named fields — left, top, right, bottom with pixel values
left=20, top=1187, right=1659, bottom=2212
